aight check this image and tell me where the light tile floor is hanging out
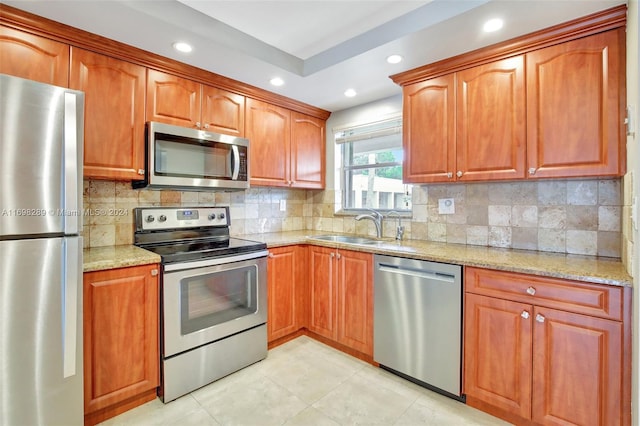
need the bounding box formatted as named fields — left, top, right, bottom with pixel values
left=100, top=336, right=511, bottom=425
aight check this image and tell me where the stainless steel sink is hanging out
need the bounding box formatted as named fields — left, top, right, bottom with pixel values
left=309, top=235, right=384, bottom=245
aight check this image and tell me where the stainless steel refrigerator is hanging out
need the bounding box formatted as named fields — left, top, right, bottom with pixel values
left=0, top=74, right=84, bottom=425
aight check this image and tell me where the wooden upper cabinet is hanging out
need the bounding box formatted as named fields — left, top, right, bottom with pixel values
left=70, top=48, right=146, bottom=180
left=147, top=69, right=201, bottom=128
left=290, top=111, right=325, bottom=189
left=0, top=26, right=69, bottom=86
left=457, top=56, right=526, bottom=181
left=245, top=98, right=291, bottom=187
left=201, top=86, right=245, bottom=136
left=402, top=75, right=455, bottom=183
left=526, top=29, right=625, bottom=178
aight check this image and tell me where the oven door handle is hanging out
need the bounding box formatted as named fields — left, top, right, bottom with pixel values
left=163, top=250, right=268, bottom=272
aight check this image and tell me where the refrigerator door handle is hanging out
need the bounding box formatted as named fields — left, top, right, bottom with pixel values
left=63, top=92, right=80, bottom=233
left=62, top=237, right=81, bottom=378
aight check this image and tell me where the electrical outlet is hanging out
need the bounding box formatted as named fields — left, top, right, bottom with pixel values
left=438, top=198, right=455, bottom=214
left=279, top=199, right=287, bottom=212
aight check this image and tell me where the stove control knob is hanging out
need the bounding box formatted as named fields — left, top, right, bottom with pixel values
left=218, top=212, right=226, bottom=220
left=145, top=215, right=155, bottom=223
left=158, top=215, right=167, bottom=222
left=208, top=213, right=217, bottom=221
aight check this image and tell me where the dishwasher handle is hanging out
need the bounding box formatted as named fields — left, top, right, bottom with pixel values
left=377, top=263, right=455, bottom=283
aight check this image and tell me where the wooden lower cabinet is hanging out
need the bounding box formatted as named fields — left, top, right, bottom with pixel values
left=83, top=264, right=160, bottom=426
left=267, top=245, right=308, bottom=343
left=464, top=267, right=629, bottom=426
left=308, top=246, right=373, bottom=356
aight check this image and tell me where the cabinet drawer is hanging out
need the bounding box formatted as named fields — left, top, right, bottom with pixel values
left=465, top=267, right=623, bottom=320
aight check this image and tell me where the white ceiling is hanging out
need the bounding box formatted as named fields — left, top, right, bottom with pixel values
left=4, top=0, right=625, bottom=112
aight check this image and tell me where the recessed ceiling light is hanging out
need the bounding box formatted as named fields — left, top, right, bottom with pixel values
left=270, top=77, right=284, bottom=86
left=483, top=18, right=503, bottom=33
left=172, top=42, right=192, bottom=53
left=344, top=88, right=357, bottom=98
left=387, top=54, right=403, bottom=64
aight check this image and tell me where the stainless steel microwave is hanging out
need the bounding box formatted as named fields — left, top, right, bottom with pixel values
left=134, top=122, right=249, bottom=191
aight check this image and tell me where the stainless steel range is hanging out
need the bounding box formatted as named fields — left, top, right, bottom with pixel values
left=134, top=206, right=268, bottom=403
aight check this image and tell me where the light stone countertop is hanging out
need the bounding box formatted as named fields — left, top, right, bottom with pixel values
left=83, top=245, right=161, bottom=273
left=83, top=231, right=632, bottom=287
left=241, top=230, right=633, bottom=287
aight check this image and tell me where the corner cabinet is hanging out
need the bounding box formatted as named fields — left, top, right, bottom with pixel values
left=246, top=98, right=325, bottom=189
left=0, top=25, right=69, bottom=86
left=83, top=264, right=160, bottom=426
left=464, top=267, right=630, bottom=426
left=308, top=246, right=373, bottom=356
left=267, top=245, right=308, bottom=343
left=70, top=48, right=146, bottom=180
left=526, top=29, right=625, bottom=178
left=394, top=10, right=626, bottom=182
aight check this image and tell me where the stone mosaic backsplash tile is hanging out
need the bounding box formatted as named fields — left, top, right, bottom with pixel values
left=83, top=178, right=623, bottom=259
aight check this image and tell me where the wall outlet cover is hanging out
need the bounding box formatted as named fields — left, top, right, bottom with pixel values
left=279, top=199, right=287, bottom=212
left=438, top=198, right=455, bottom=214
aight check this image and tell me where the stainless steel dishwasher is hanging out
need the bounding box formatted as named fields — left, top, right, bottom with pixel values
left=374, top=254, right=463, bottom=400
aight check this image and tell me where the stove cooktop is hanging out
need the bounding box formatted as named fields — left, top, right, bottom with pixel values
left=140, top=237, right=267, bottom=264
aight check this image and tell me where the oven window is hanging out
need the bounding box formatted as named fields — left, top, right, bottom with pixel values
left=180, top=265, right=257, bottom=335
left=155, top=136, right=232, bottom=179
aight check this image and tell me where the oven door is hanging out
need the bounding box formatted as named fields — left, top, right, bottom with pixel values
left=162, top=251, right=267, bottom=358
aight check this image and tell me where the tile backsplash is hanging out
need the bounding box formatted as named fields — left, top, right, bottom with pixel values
left=83, top=178, right=622, bottom=258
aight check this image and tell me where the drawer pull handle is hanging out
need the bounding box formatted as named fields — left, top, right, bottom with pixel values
left=521, top=311, right=530, bottom=319
left=526, top=286, right=536, bottom=296
left=535, top=314, right=545, bottom=323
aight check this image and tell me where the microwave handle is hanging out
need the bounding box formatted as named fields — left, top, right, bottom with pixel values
left=231, top=145, right=240, bottom=180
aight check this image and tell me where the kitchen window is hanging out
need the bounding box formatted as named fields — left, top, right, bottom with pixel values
left=336, top=115, right=412, bottom=212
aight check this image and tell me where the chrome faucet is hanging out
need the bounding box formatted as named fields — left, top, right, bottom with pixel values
left=387, top=211, right=405, bottom=241
left=355, top=209, right=383, bottom=238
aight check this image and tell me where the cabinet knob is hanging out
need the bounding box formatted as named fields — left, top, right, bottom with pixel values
left=330, top=252, right=335, bottom=258
left=336, top=253, right=342, bottom=260
left=150, top=269, right=158, bottom=276
left=456, top=171, right=463, bottom=178
left=526, top=286, right=536, bottom=295
left=195, top=121, right=201, bottom=128
left=268, top=253, right=275, bottom=258
left=137, top=169, right=145, bottom=175
left=528, top=168, right=537, bottom=175
left=204, top=123, right=210, bottom=129
left=446, top=172, right=453, bottom=179
left=535, top=314, right=545, bottom=323
left=521, top=311, right=530, bottom=319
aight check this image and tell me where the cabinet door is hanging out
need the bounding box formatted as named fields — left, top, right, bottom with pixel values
left=526, top=29, right=624, bottom=178
left=308, top=246, right=336, bottom=340
left=464, top=293, right=532, bottom=419
left=532, top=307, right=623, bottom=426
left=267, top=246, right=301, bottom=342
left=0, top=26, right=69, bottom=86
left=402, top=75, right=456, bottom=183
left=336, top=250, right=373, bottom=355
left=245, top=98, right=291, bottom=187
left=290, top=111, right=325, bottom=189
left=83, top=264, right=159, bottom=415
left=70, top=48, right=146, bottom=180
left=147, top=69, right=201, bottom=128
left=201, top=85, right=245, bottom=136
left=457, top=56, right=525, bottom=181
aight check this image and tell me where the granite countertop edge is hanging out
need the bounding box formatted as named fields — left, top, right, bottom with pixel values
left=83, top=231, right=633, bottom=287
